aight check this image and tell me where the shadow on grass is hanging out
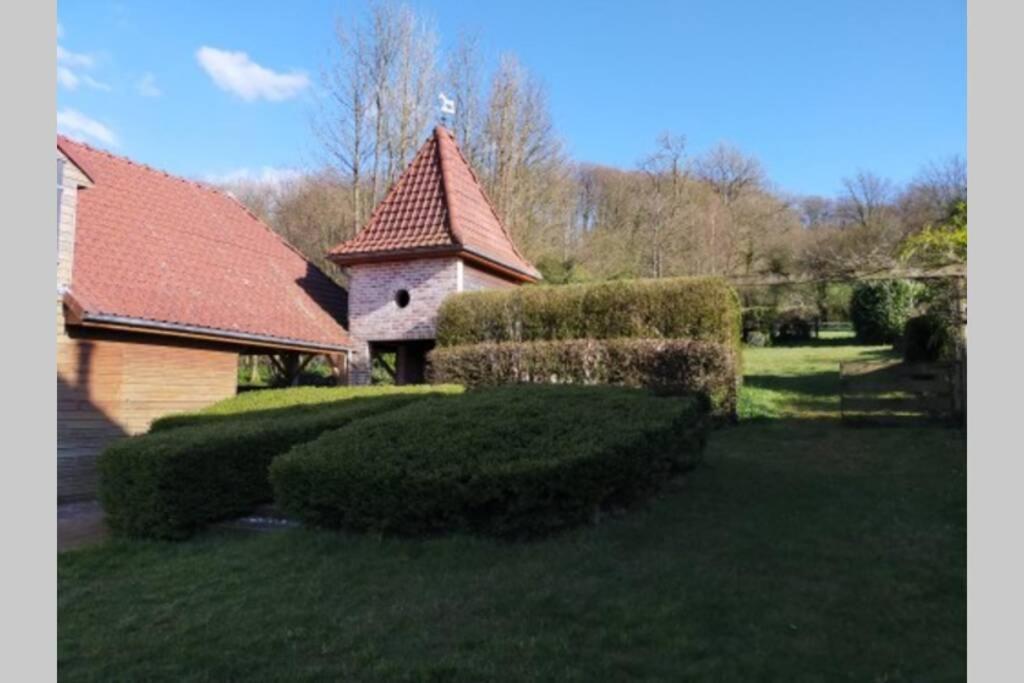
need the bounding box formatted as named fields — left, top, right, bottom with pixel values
left=745, top=372, right=839, bottom=397
left=59, top=409, right=967, bottom=682
left=771, top=336, right=857, bottom=348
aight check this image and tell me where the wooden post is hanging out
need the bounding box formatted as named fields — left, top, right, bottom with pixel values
left=327, top=352, right=348, bottom=386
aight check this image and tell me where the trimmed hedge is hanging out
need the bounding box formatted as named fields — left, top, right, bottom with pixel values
left=742, top=306, right=818, bottom=344
left=428, top=338, right=737, bottom=419
left=436, top=276, right=741, bottom=354
left=775, top=306, right=817, bottom=342
left=850, top=280, right=920, bottom=344
left=151, top=385, right=460, bottom=432
left=270, top=385, right=709, bottom=538
left=99, top=389, right=459, bottom=539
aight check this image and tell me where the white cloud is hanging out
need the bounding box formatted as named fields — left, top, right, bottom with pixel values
left=204, top=166, right=303, bottom=188
left=196, top=46, right=309, bottom=102
left=81, top=74, right=111, bottom=91
left=136, top=72, right=161, bottom=97
left=57, top=108, right=118, bottom=147
left=57, top=40, right=110, bottom=91
left=57, top=45, right=95, bottom=69
left=58, top=67, right=79, bottom=90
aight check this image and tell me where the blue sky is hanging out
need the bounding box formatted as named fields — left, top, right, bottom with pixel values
left=56, top=0, right=965, bottom=197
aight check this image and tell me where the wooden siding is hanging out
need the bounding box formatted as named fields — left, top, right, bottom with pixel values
left=57, top=314, right=237, bottom=501
left=462, top=262, right=520, bottom=292
left=57, top=150, right=90, bottom=292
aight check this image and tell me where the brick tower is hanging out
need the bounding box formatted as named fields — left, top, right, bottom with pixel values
left=329, top=126, right=540, bottom=384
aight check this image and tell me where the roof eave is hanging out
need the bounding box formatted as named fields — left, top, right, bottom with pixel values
left=64, top=294, right=352, bottom=353
left=329, top=245, right=541, bottom=283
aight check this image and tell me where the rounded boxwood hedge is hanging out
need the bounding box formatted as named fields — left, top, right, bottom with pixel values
left=99, top=389, right=458, bottom=539
left=270, top=385, right=709, bottom=538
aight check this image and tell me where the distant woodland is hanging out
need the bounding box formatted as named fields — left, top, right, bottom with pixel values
left=219, top=2, right=967, bottom=287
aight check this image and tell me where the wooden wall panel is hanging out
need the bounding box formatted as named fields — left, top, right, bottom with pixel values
left=57, top=327, right=237, bottom=502
left=462, top=263, right=519, bottom=292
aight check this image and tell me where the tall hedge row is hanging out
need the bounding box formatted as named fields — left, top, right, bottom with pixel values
left=428, top=338, right=737, bottom=419
left=435, top=276, right=742, bottom=354
left=98, top=391, right=455, bottom=539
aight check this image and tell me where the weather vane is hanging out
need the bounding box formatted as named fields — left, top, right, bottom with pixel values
left=438, top=92, right=455, bottom=127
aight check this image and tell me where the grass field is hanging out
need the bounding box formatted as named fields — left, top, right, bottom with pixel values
left=58, top=336, right=966, bottom=682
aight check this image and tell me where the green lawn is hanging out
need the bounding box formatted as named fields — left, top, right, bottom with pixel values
left=59, top=337, right=966, bottom=682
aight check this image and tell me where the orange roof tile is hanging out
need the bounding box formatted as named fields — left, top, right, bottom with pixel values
left=329, top=127, right=541, bottom=281
left=58, top=136, right=351, bottom=352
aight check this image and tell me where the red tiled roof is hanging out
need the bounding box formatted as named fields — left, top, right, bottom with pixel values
left=58, top=136, right=351, bottom=352
left=329, top=127, right=541, bottom=281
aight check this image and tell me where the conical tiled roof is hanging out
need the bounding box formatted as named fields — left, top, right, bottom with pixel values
left=329, top=127, right=541, bottom=281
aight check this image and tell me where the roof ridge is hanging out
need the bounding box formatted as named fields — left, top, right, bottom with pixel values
left=434, top=127, right=465, bottom=248
left=58, top=135, right=223, bottom=198
left=435, top=126, right=538, bottom=277
left=329, top=133, right=455, bottom=256
left=57, top=135, right=345, bottom=287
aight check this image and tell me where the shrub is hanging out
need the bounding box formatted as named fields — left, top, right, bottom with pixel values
left=436, top=276, right=742, bottom=355
left=742, top=306, right=777, bottom=344
left=774, top=306, right=817, bottom=342
left=746, top=331, right=770, bottom=347
left=151, top=385, right=460, bottom=431
left=849, top=280, right=920, bottom=344
left=270, top=385, right=709, bottom=538
left=903, top=314, right=956, bottom=362
left=428, top=338, right=737, bottom=419
left=100, top=389, right=458, bottom=539
left=820, top=282, right=854, bottom=322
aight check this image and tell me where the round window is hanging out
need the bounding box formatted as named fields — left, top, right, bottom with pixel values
left=395, top=289, right=411, bottom=308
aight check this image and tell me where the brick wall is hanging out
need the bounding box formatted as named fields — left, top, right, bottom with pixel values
left=345, top=257, right=526, bottom=384
left=347, top=258, right=461, bottom=383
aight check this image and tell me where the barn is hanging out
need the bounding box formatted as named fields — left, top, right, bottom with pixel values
left=56, top=137, right=352, bottom=502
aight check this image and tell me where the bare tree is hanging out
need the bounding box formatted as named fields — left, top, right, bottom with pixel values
left=312, top=16, right=371, bottom=231
left=444, top=31, right=485, bottom=166
left=381, top=5, right=438, bottom=186
left=639, top=133, right=690, bottom=278
left=693, top=143, right=766, bottom=205
left=838, top=170, right=894, bottom=228
left=898, top=154, right=967, bottom=231
left=796, top=196, right=837, bottom=228
left=314, top=2, right=439, bottom=213
left=480, top=54, right=571, bottom=261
